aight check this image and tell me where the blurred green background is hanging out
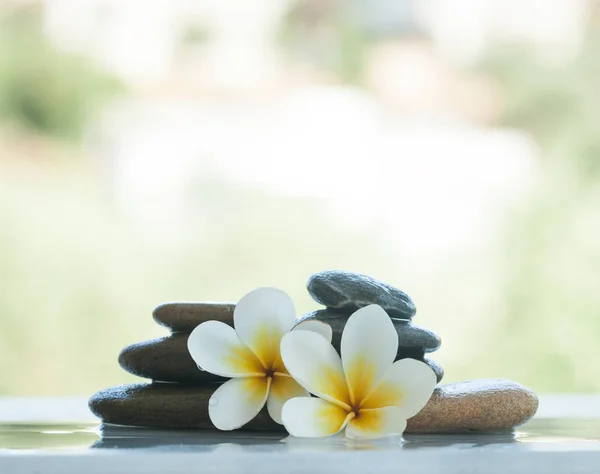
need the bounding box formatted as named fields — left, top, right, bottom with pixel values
left=1, top=0, right=599, bottom=396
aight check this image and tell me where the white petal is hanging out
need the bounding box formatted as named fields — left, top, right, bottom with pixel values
left=280, top=330, right=352, bottom=409
left=208, top=377, right=270, bottom=430
left=234, top=288, right=296, bottom=369
left=360, top=359, right=436, bottom=417
left=266, top=375, right=309, bottom=424
left=188, top=321, right=265, bottom=377
left=292, top=319, right=333, bottom=343
left=340, top=305, right=398, bottom=407
left=282, top=397, right=351, bottom=438
left=345, top=407, right=407, bottom=439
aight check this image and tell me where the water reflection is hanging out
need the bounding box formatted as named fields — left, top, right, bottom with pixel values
left=0, top=423, right=99, bottom=450
left=94, top=429, right=404, bottom=452
left=520, top=418, right=600, bottom=441
left=92, top=426, right=285, bottom=450
left=0, top=418, right=599, bottom=452
left=402, top=432, right=518, bottom=449
left=91, top=418, right=600, bottom=451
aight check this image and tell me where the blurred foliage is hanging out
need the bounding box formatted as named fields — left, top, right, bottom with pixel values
left=278, top=0, right=369, bottom=84
left=278, top=0, right=423, bottom=84
left=473, top=27, right=600, bottom=392
left=479, top=30, right=600, bottom=181
left=1, top=3, right=600, bottom=397
left=0, top=166, right=408, bottom=395
left=0, top=7, right=123, bottom=140
left=180, top=21, right=211, bottom=47
left=2, top=158, right=598, bottom=395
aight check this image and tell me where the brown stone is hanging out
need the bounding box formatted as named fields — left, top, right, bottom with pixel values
left=408, top=379, right=539, bottom=433
left=153, top=302, right=235, bottom=332
left=88, top=378, right=538, bottom=433
left=118, top=334, right=224, bottom=384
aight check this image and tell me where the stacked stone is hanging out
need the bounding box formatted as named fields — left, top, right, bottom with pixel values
left=300, top=271, right=444, bottom=383
left=117, top=302, right=236, bottom=385
left=90, top=301, right=282, bottom=431
left=88, top=270, right=539, bottom=433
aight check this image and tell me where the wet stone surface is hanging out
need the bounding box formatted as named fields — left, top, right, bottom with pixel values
left=307, top=271, right=417, bottom=319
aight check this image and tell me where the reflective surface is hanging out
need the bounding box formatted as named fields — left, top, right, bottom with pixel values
left=1, top=418, right=599, bottom=474
left=1, top=418, right=599, bottom=452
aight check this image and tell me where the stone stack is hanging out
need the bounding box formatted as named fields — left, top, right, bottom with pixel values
left=118, top=302, right=235, bottom=385
left=299, top=270, right=444, bottom=383
left=89, top=270, right=539, bottom=433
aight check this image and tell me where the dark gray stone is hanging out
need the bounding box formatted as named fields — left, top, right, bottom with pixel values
left=118, top=334, right=224, bottom=384
left=392, top=318, right=441, bottom=353
left=396, top=348, right=426, bottom=360
left=153, top=302, right=235, bottom=332
left=88, top=383, right=279, bottom=431
left=296, top=310, right=440, bottom=355
left=424, top=358, right=444, bottom=384
left=88, top=379, right=539, bottom=433
left=307, top=270, right=416, bottom=319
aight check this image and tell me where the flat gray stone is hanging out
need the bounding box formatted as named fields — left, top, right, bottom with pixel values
left=307, top=270, right=416, bottom=319
left=296, top=310, right=440, bottom=354
left=88, top=379, right=538, bottom=433
left=118, top=334, right=224, bottom=384
left=89, top=382, right=278, bottom=431
left=153, top=302, right=235, bottom=332
left=393, top=319, right=440, bottom=352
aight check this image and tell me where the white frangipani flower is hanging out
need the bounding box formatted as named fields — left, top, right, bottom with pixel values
left=187, top=287, right=330, bottom=430
left=280, top=304, right=436, bottom=439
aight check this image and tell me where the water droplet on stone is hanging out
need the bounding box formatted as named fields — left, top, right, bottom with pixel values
left=209, top=397, right=219, bottom=406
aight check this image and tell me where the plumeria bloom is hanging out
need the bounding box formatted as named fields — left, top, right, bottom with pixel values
left=280, top=304, right=436, bottom=439
left=187, top=287, right=329, bottom=430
